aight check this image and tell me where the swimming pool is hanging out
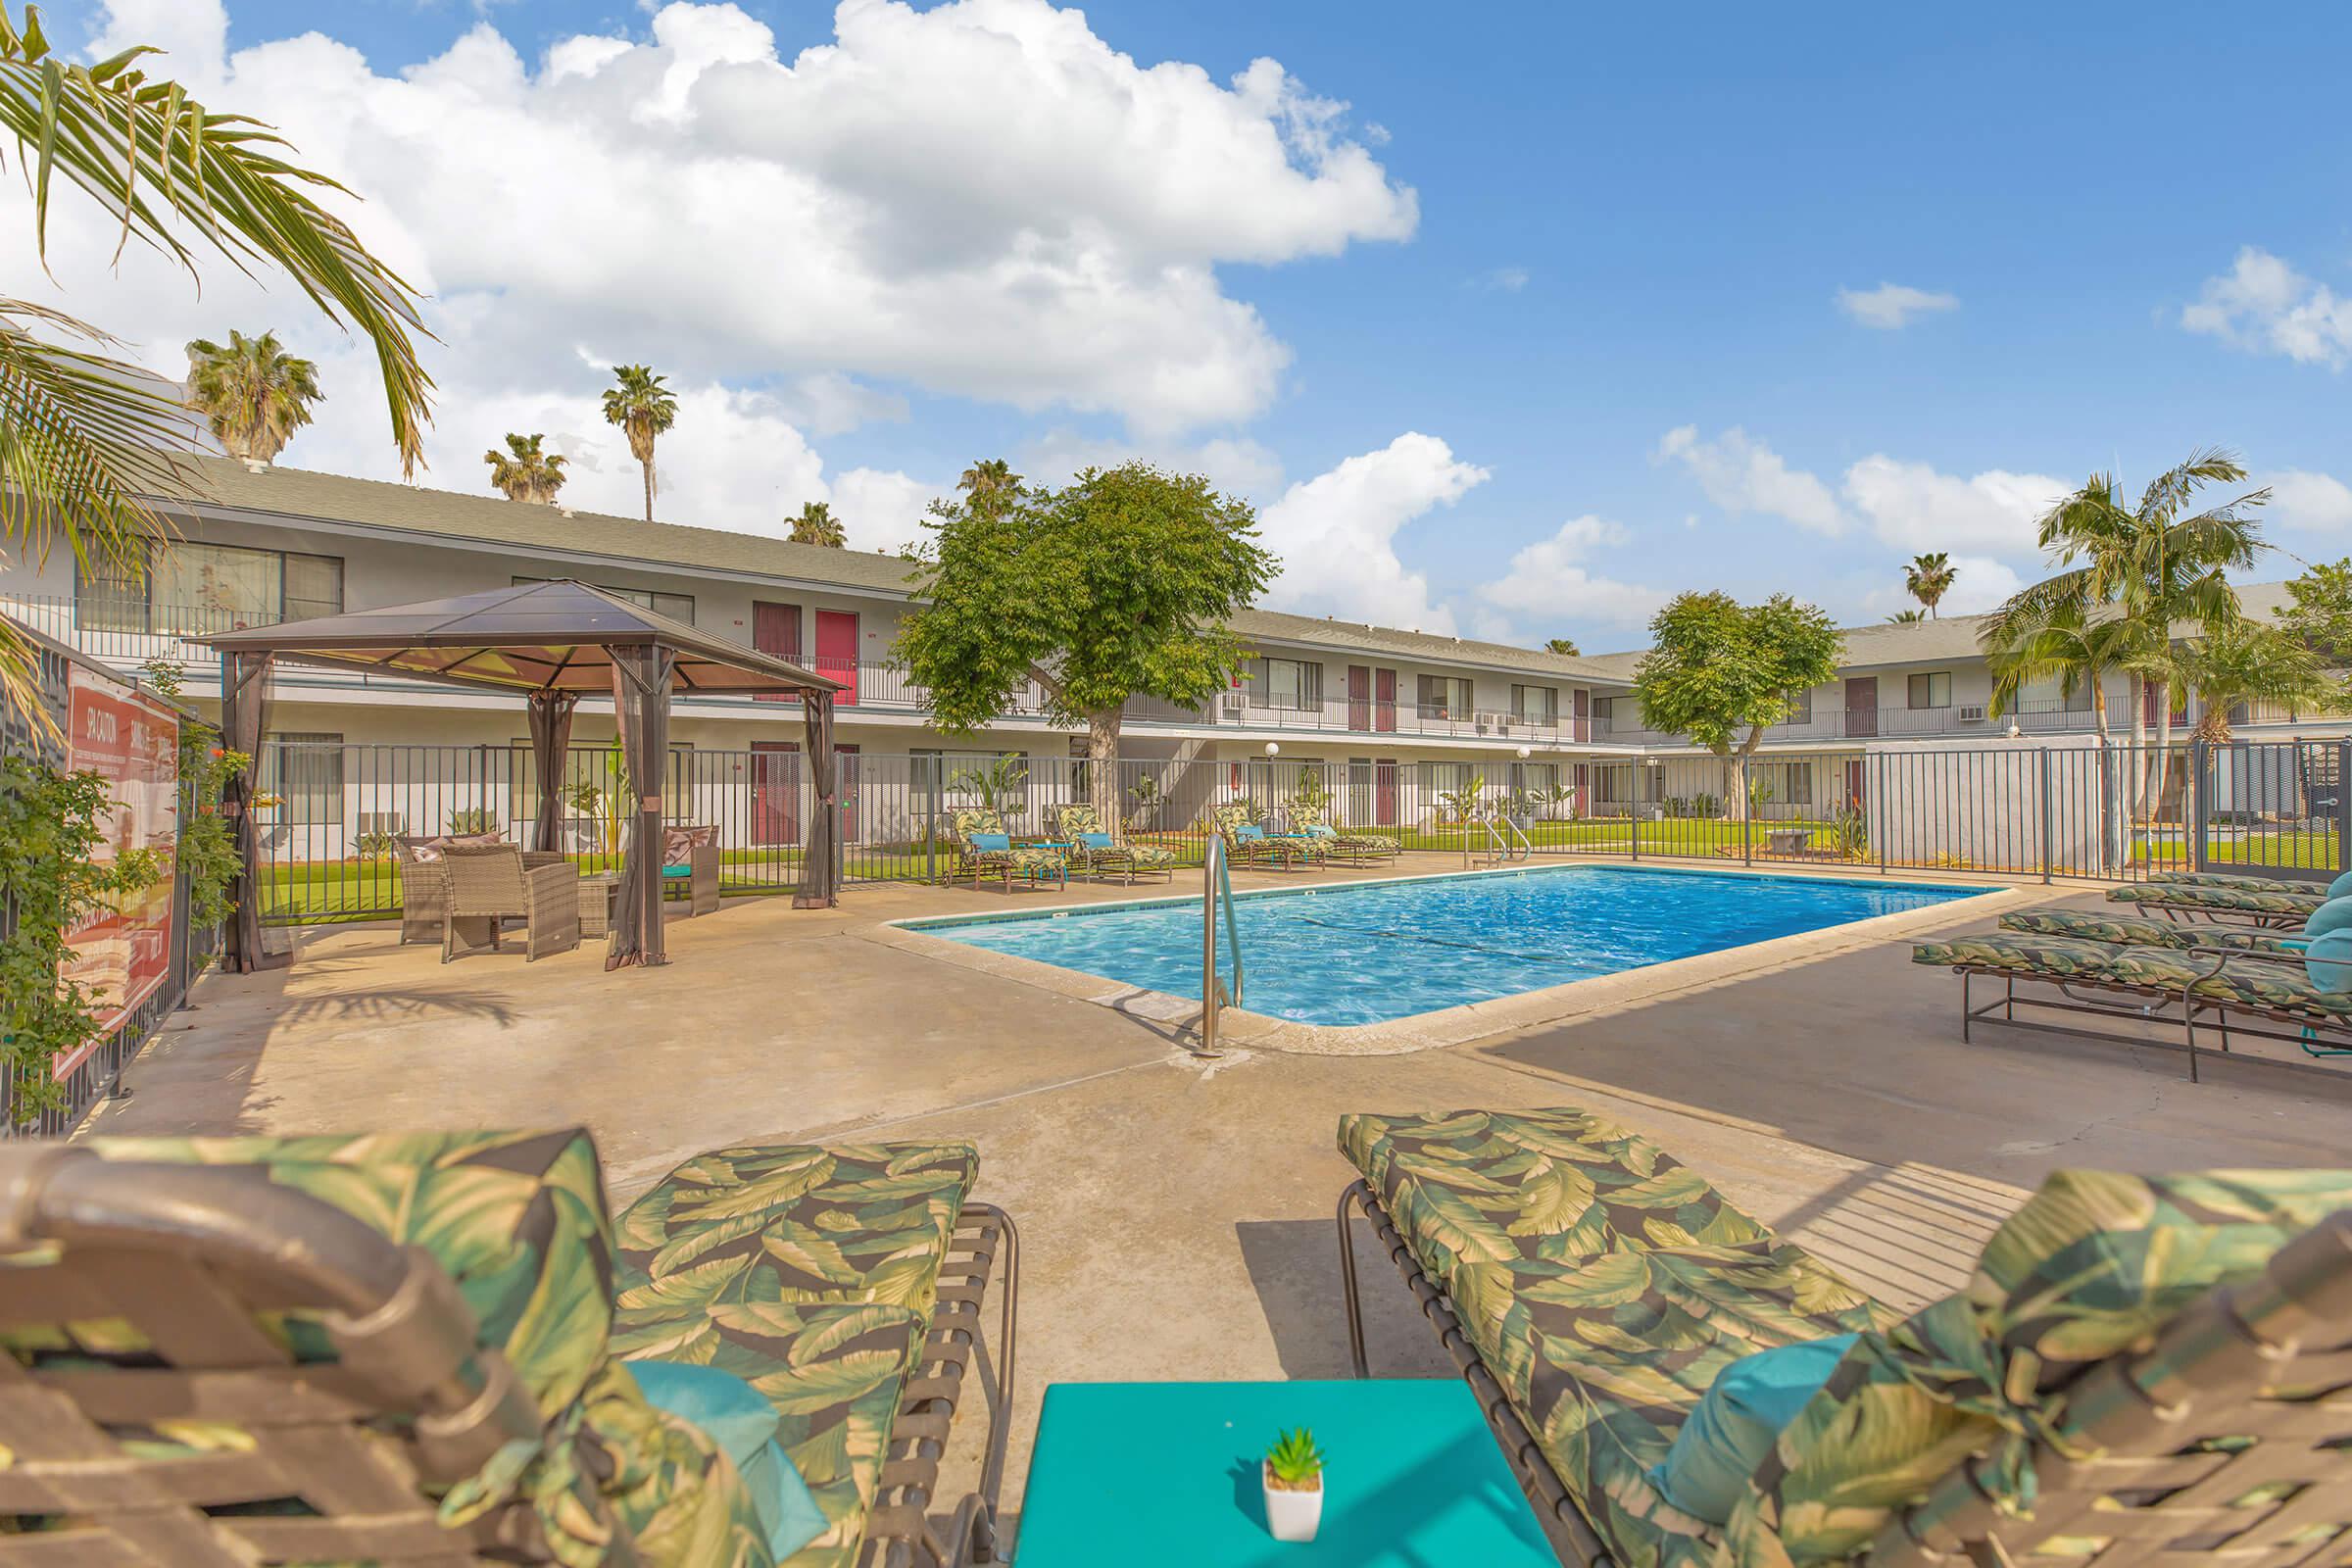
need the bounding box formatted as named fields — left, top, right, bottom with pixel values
left=905, top=864, right=1993, bottom=1027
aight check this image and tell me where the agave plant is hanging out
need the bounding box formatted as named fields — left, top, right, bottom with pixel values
left=1265, top=1428, right=1325, bottom=1489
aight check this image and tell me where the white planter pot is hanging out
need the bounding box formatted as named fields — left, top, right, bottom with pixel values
left=1262, top=1463, right=1323, bottom=1543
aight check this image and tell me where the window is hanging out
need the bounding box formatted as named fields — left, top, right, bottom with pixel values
left=1416, top=674, right=1473, bottom=719
left=1907, top=671, right=1951, bottom=710
left=1784, top=687, right=1814, bottom=723
left=80, top=541, right=345, bottom=635
left=262, top=732, right=344, bottom=827
left=1756, top=761, right=1813, bottom=807
left=1509, top=684, right=1558, bottom=724
left=1250, top=656, right=1324, bottom=710
left=1592, top=696, right=1614, bottom=726
left=1421, top=760, right=1473, bottom=808
left=514, top=577, right=694, bottom=625
left=2021, top=672, right=2094, bottom=713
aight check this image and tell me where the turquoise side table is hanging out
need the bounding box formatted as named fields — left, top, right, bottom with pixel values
left=1013, top=1380, right=1557, bottom=1565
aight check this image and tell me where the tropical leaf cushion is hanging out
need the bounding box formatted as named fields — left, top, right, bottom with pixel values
left=1293, top=808, right=1398, bottom=857
left=32, top=1130, right=769, bottom=1568
left=1052, top=803, right=1107, bottom=838
left=1722, top=1168, right=2352, bottom=1567
left=1996, top=906, right=2306, bottom=958
left=2149, top=869, right=2320, bottom=894
left=1052, top=805, right=1177, bottom=867
left=2108, top=883, right=2323, bottom=915
left=1910, top=933, right=2217, bottom=989
left=1339, top=1109, right=1883, bottom=1568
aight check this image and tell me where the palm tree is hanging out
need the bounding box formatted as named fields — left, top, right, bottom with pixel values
left=786, top=500, right=846, bottom=547
left=1981, top=449, right=2269, bottom=816
left=958, top=458, right=1021, bottom=498
left=1903, top=552, right=1956, bottom=617
left=482, top=433, right=566, bottom=504
left=1886, top=609, right=1927, bottom=624
left=183, top=330, right=321, bottom=465
left=0, top=8, right=432, bottom=723
left=1544, top=636, right=1580, bottom=656
left=601, top=366, right=676, bottom=522
left=2170, top=621, right=2336, bottom=743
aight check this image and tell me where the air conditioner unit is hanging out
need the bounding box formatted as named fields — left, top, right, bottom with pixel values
left=1475, top=710, right=1509, bottom=732
left=1217, top=691, right=1248, bottom=719
left=1959, top=705, right=1987, bottom=723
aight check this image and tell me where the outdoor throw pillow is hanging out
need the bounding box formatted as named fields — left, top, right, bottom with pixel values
left=1234, top=823, right=1265, bottom=841
left=1079, top=832, right=1113, bottom=849
left=1304, top=823, right=1338, bottom=838
left=2303, top=897, right=2352, bottom=942
left=2304, top=929, right=2352, bottom=993
left=624, top=1359, right=825, bottom=1560
left=1646, top=1333, right=1858, bottom=1524
left=970, top=832, right=1011, bottom=852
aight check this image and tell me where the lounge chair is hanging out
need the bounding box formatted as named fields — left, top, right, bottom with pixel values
left=2148, top=868, right=2329, bottom=895
left=1997, top=904, right=2308, bottom=960
left=1209, top=802, right=1327, bottom=871
left=1289, top=806, right=1401, bottom=867
left=0, top=1127, right=1017, bottom=1567
left=1050, top=803, right=1176, bottom=884
left=1334, top=1105, right=2352, bottom=1568
left=948, top=808, right=1066, bottom=892
left=662, top=823, right=722, bottom=916
left=2105, top=881, right=2324, bottom=926
left=440, top=842, right=581, bottom=963
left=1913, top=929, right=2352, bottom=1079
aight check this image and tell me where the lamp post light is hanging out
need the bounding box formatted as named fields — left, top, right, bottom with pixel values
left=1263, top=741, right=1280, bottom=758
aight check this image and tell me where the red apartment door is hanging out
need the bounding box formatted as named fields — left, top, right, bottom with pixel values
left=1573, top=762, right=1590, bottom=817
left=1572, top=688, right=1590, bottom=742
left=1844, top=676, right=1879, bottom=739
left=815, top=611, right=859, bottom=705
left=1347, top=665, right=1371, bottom=729
left=754, top=602, right=801, bottom=704
left=750, top=740, right=800, bottom=844
left=1845, top=759, right=1867, bottom=811
left=1374, top=669, right=1397, bottom=733
left=1375, top=759, right=1398, bottom=824
left=835, top=744, right=860, bottom=843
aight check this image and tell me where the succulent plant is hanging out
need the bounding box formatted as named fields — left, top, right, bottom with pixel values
left=1264, top=1428, right=1325, bottom=1489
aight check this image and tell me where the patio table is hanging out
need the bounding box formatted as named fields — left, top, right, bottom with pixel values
left=1013, top=1380, right=1554, bottom=1565
left=577, top=871, right=620, bottom=939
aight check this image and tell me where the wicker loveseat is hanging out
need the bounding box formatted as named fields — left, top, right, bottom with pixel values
left=0, top=1127, right=1018, bottom=1567
left=1335, top=1106, right=2352, bottom=1567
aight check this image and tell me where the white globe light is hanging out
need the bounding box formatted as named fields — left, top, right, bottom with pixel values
left=1263, top=741, right=1280, bottom=757
left=1516, top=745, right=1532, bottom=760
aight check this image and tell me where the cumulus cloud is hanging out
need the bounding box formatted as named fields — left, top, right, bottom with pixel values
left=1015, top=428, right=1284, bottom=497
left=1477, top=515, right=1668, bottom=632
left=2260, top=469, right=2352, bottom=531
left=1836, top=282, right=1959, bottom=330
left=1471, top=266, right=1530, bottom=292
left=1839, top=455, right=2068, bottom=556
left=1255, top=433, right=1489, bottom=634
left=2181, top=248, right=2352, bottom=368
left=1654, top=425, right=1844, bottom=534
left=37, top=0, right=1418, bottom=532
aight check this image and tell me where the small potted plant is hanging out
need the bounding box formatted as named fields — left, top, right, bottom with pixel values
left=1262, top=1427, right=1326, bottom=1544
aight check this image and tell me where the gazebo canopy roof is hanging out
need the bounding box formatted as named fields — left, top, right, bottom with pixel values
left=200, top=578, right=841, bottom=696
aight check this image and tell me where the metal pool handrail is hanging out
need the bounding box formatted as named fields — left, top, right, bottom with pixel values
left=1199, top=835, right=1243, bottom=1056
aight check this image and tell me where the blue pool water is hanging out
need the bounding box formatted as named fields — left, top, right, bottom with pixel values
left=906, top=865, right=1991, bottom=1027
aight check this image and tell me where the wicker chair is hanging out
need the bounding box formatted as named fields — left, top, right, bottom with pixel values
left=0, top=1129, right=1018, bottom=1568
left=439, top=843, right=580, bottom=963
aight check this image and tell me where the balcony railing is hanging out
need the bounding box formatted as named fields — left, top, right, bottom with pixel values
left=1592, top=701, right=2118, bottom=748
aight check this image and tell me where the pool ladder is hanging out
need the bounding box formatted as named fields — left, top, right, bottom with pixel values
left=1198, top=835, right=1243, bottom=1056
left=1463, top=808, right=1534, bottom=867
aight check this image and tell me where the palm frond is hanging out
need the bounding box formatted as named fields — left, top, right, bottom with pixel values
left=2135, top=446, right=2248, bottom=525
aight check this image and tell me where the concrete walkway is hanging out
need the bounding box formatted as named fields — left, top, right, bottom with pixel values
left=86, top=856, right=2352, bottom=1544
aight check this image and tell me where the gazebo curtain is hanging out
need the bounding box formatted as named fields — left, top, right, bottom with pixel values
left=606, top=647, right=676, bottom=969
left=794, top=691, right=839, bottom=908
left=526, top=691, right=579, bottom=853
left=219, top=651, right=288, bottom=974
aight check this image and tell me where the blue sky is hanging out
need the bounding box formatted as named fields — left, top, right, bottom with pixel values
left=46, top=1, right=2352, bottom=649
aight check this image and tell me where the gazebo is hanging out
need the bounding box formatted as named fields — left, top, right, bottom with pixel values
left=203, top=579, right=844, bottom=974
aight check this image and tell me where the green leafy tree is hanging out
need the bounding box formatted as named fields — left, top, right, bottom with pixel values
left=1544, top=636, right=1580, bottom=656
left=601, top=365, right=676, bottom=522
left=1903, top=551, right=1956, bottom=617
left=184, top=328, right=320, bottom=465
left=482, top=432, right=566, bottom=504
left=1981, top=449, right=2268, bottom=816
left=897, top=462, right=1275, bottom=823
left=1886, top=608, right=1927, bottom=623
left=1632, top=592, right=1841, bottom=819
left=786, top=500, right=846, bottom=547
left=0, top=5, right=433, bottom=724
left=2277, top=557, right=2352, bottom=668
left=2170, top=620, right=2336, bottom=742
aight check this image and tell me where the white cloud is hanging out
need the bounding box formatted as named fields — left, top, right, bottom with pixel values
left=1839, top=455, right=2068, bottom=556
left=1477, top=515, right=1668, bottom=632
left=1654, top=425, right=1844, bottom=535
left=2181, top=247, right=2352, bottom=368
left=1016, top=428, right=1284, bottom=497
left=1836, top=282, right=1959, bottom=330
left=1471, top=266, right=1529, bottom=292
left=51, top=0, right=1418, bottom=498
left=1255, top=433, right=1489, bottom=634
left=2260, top=468, right=2352, bottom=531
left=827, top=467, right=940, bottom=555
left=1938, top=556, right=2025, bottom=615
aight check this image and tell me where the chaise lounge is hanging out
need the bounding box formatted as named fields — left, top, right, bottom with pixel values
left=1289, top=806, right=1402, bottom=867
left=1050, top=803, right=1177, bottom=884
left=947, top=808, right=1067, bottom=893
left=1335, top=1105, right=2352, bottom=1567
left=1210, top=802, right=1328, bottom=872
left=2106, top=881, right=2326, bottom=926
left=0, top=1126, right=1018, bottom=1567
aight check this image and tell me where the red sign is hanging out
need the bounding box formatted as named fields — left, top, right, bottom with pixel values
left=55, top=666, right=178, bottom=1080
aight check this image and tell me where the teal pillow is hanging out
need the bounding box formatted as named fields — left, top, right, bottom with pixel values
left=970, top=831, right=1011, bottom=852
left=1304, top=823, right=1338, bottom=839
left=2303, top=897, right=2352, bottom=941
left=1234, top=823, right=1265, bottom=841
left=624, top=1359, right=826, bottom=1559
left=1079, top=832, right=1113, bottom=849
left=1644, top=1333, right=1857, bottom=1524
left=2305, top=929, right=2352, bottom=994
left=2328, top=871, right=2352, bottom=902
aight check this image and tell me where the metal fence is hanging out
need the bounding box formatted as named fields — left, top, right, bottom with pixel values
left=245, top=736, right=2350, bottom=925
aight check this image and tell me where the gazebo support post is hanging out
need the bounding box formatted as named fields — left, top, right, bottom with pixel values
left=606, top=647, right=678, bottom=969
left=795, top=690, right=839, bottom=908
left=526, top=690, right=579, bottom=854
left=218, top=649, right=288, bottom=974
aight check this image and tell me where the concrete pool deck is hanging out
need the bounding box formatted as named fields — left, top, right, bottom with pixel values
left=81, top=852, right=2352, bottom=1547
